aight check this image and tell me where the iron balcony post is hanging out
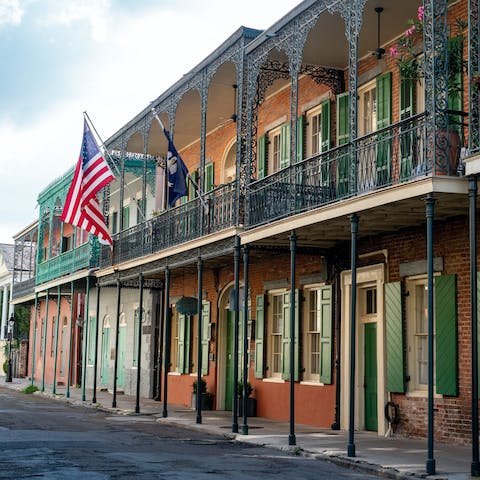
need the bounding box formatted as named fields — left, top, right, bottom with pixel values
left=135, top=273, right=144, bottom=414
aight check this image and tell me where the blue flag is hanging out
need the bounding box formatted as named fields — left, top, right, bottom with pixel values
left=162, top=127, right=189, bottom=207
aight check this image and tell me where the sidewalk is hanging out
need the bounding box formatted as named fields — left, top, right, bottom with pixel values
left=1, top=377, right=475, bottom=480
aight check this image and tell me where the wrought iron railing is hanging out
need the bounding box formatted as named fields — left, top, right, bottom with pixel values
left=12, top=277, right=35, bottom=300
left=101, top=181, right=237, bottom=267
left=36, top=241, right=99, bottom=285
left=247, top=113, right=436, bottom=227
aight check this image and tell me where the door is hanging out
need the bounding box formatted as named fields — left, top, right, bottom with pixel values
left=101, top=323, right=110, bottom=385
left=117, top=323, right=126, bottom=388
left=364, top=322, right=378, bottom=431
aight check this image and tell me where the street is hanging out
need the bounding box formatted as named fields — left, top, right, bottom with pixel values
left=0, top=387, right=378, bottom=479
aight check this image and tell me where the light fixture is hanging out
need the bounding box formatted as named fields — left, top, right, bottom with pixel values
left=372, top=7, right=385, bottom=60
left=175, top=296, right=198, bottom=315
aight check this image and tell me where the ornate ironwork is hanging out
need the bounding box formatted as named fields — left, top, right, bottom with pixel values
left=101, top=182, right=237, bottom=268
left=11, top=278, right=35, bottom=300
left=247, top=114, right=427, bottom=227
left=424, top=0, right=449, bottom=172
left=469, top=0, right=480, bottom=152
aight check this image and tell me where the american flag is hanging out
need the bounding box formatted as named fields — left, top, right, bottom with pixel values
left=61, top=120, right=115, bottom=246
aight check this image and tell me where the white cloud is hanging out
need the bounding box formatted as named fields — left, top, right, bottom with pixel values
left=0, top=0, right=24, bottom=27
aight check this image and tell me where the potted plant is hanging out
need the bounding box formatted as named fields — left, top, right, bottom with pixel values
left=237, top=380, right=256, bottom=417
left=390, top=7, right=467, bottom=175
left=192, top=378, right=214, bottom=410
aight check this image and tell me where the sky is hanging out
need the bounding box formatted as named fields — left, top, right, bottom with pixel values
left=0, top=0, right=299, bottom=244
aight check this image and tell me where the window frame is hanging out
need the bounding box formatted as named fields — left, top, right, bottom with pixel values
left=266, top=290, right=286, bottom=379
left=306, top=105, right=323, bottom=158
left=268, top=126, right=282, bottom=175
left=358, top=79, right=377, bottom=137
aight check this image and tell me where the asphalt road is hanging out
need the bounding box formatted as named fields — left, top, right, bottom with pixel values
left=0, top=387, right=378, bottom=479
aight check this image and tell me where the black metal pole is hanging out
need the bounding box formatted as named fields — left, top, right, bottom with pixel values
left=135, top=273, right=144, bottom=414
left=92, top=283, right=100, bottom=403
left=155, top=287, right=164, bottom=401
left=6, top=315, right=12, bottom=383
left=471, top=176, right=480, bottom=477
left=242, top=244, right=249, bottom=435
left=289, top=230, right=297, bottom=446
left=31, top=293, right=38, bottom=387
left=426, top=194, right=436, bottom=475
left=52, top=286, right=61, bottom=394
left=232, top=235, right=240, bottom=433
left=332, top=273, right=341, bottom=430
left=66, top=282, right=74, bottom=398
left=162, top=267, right=171, bottom=418
left=348, top=213, right=358, bottom=458
left=196, top=256, right=203, bottom=425
left=112, top=279, right=121, bottom=408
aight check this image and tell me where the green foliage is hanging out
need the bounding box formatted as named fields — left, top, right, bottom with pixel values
left=21, top=385, right=39, bottom=394
left=13, top=305, right=31, bottom=340
left=192, top=378, right=207, bottom=394
left=237, top=380, right=253, bottom=398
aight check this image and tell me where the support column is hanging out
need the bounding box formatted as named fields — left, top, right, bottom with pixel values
left=112, top=278, right=121, bottom=408
left=41, top=290, right=49, bottom=392
left=52, top=286, right=61, bottom=394
left=242, top=244, right=249, bottom=435
left=470, top=176, right=480, bottom=476
left=31, top=293, right=38, bottom=386
left=347, top=213, right=359, bottom=458
left=162, top=267, right=171, bottom=417
left=196, top=256, right=203, bottom=425
left=66, top=282, right=74, bottom=399
left=81, top=276, right=90, bottom=402
left=232, top=236, right=240, bottom=433
left=92, top=283, right=101, bottom=403
left=135, top=273, right=144, bottom=414
left=426, top=194, right=436, bottom=475
left=155, top=287, right=164, bottom=401
left=289, top=231, right=297, bottom=446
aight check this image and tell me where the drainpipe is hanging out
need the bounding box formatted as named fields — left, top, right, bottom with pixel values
left=242, top=244, right=249, bottom=435
left=196, top=256, right=203, bottom=425
left=331, top=269, right=341, bottom=430
left=289, top=231, right=297, bottom=446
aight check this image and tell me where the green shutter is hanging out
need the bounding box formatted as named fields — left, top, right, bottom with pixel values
left=336, top=92, right=349, bottom=146
left=297, top=115, right=305, bottom=162
left=282, top=290, right=300, bottom=381
left=376, top=73, right=392, bottom=129
left=336, top=92, right=350, bottom=197
left=88, top=316, right=96, bottom=365
left=376, top=73, right=392, bottom=186
left=447, top=36, right=464, bottom=135
left=201, top=301, right=210, bottom=375
left=385, top=282, right=405, bottom=393
left=188, top=170, right=198, bottom=200
left=435, top=274, right=458, bottom=396
left=257, top=135, right=267, bottom=179
left=400, top=79, right=414, bottom=180
left=177, top=313, right=186, bottom=373
left=280, top=123, right=291, bottom=169
left=319, top=285, right=333, bottom=384
left=321, top=100, right=331, bottom=152
left=254, top=294, right=265, bottom=379
left=204, top=163, right=214, bottom=193
left=122, top=205, right=130, bottom=230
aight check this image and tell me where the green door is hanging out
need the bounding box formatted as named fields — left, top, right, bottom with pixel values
left=101, top=325, right=110, bottom=385
left=225, top=311, right=234, bottom=411
left=364, top=322, right=378, bottom=431
left=117, top=324, right=126, bottom=388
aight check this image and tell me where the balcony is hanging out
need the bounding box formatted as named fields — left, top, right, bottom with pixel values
left=12, top=277, right=35, bottom=300
left=101, top=181, right=237, bottom=267
left=246, top=113, right=455, bottom=227
left=36, top=241, right=99, bottom=285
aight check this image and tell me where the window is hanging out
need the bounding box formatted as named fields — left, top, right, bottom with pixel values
left=170, top=308, right=179, bottom=372
left=307, top=107, right=322, bottom=158
left=268, top=292, right=284, bottom=378
left=111, top=211, right=118, bottom=235
left=50, top=315, right=56, bottom=356
left=269, top=128, right=282, bottom=174
left=61, top=235, right=73, bottom=253
left=365, top=287, right=377, bottom=315
left=358, top=80, right=377, bottom=136
left=302, top=286, right=333, bottom=383
left=406, top=277, right=433, bottom=391
left=39, top=318, right=45, bottom=354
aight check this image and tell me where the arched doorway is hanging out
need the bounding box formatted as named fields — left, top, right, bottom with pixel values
left=101, top=316, right=111, bottom=385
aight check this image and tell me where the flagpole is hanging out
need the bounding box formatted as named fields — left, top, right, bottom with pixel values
left=150, top=108, right=209, bottom=214
left=83, top=111, right=147, bottom=222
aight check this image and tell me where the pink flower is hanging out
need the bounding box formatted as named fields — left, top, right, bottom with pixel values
left=405, top=25, right=416, bottom=37
left=418, top=6, right=424, bottom=22
left=389, top=46, right=399, bottom=58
